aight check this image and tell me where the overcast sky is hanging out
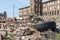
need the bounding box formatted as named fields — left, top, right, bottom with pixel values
left=0, top=0, right=47, bottom=18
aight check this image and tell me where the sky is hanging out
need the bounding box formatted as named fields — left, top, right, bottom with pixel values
left=0, top=0, right=47, bottom=18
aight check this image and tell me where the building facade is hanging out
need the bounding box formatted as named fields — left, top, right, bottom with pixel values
left=42, top=0, right=60, bottom=20
left=30, top=0, right=42, bottom=16
left=19, top=6, right=31, bottom=19
left=19, top=0, right=60, bottom=20
left=43, top=0, right=60, bottom=16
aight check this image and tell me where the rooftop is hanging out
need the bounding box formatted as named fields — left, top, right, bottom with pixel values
left=19, top=6, right=30, bottom=10
left=19, top=0, right=57, bottom=10
left=43, top=0, right=57, bottom=4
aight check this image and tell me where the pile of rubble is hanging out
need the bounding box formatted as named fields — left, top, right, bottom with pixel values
left=13, top=27, right=58, bottom=40
left=0, top=19, right=60, bottom=40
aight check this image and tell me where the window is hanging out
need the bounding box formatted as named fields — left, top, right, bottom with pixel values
left=48, top=12, right=49, bottom=15
left=52, top=6, right=54, bottom=10
left=43, top=4, right=45, bottom=7
left=55, top=11, right=56, bottom=15
left=58, top=5, right=59, bottom=9
left=50, top=2, right=51, bottom=5
left=55, top=1, right=57, bottom=5
left=39, top=8, right=40, bottom=12
left=50, top=12, right=51, bottom=15
left=58, top=0, right=59, bottom=3
left=52, top=11, right=54, bottom=15
left=36, top=8, right=37, bottom=11
left=45, top=12, right=47, bottom=15
left=48, top=3, right=49, bottom=6
left=45, top=8, right=47, bottom=12
left=47, top=7, right=49, bottom=10
left=50, top=7, right=51, bottom=11
left=54, top=6, right=57, bottom=9
left=36, top=0, right=37, bottom=2
left=57, top=10, right=59, bottom=15
left=52, top=2, right=54, bottom=5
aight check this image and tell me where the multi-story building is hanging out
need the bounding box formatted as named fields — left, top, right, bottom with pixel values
left=19, top=6, right=34, bottom=27
left=19, top=6, right=31, bottom=19
left=19, top=0, right=60, bottom=21
left=42, top=0, right=60, bottom=20
left=30, top=0, right=42, bottom=16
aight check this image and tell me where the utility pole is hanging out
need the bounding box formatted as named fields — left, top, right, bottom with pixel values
left=13, top=5, right=15, bottom=18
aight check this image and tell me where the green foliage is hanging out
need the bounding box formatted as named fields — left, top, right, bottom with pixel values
left=57, top=34, right=60, bottom=39
left=30, top=27, right=36, bottom=31
left=5, top=32, right=14, bottom=39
